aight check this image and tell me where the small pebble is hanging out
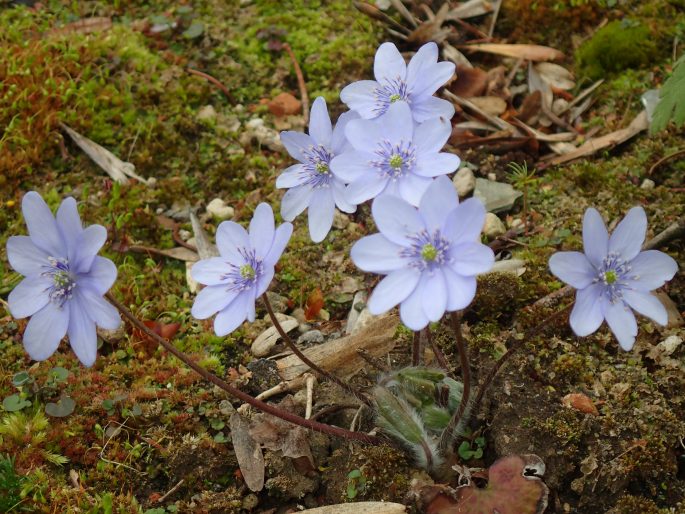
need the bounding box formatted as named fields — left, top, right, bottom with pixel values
left=452, top=166, right=476, bottom=197
left=333, top=209, right=350, bottom=229
left=640, top=178, right=655, bottom=190
left=297, top=330, right=324, bottom=345
left=206, top=198, right=234, bottom=220
left=251, top=320, right=299, bottom=357
left=483, top=212, right=506, bottom=238
left=196, top=105, right=217, bottom=122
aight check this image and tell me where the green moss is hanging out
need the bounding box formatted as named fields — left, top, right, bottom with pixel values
left=576, top=20, right=658, bottom=79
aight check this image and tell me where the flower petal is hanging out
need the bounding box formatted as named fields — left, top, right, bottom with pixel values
left=609, top=206, right=647, bottom=261
left=603, top=299, right=638, bottom=351
left=582, top=208, right=608, bottom=268
left=191, top=257, right=231, bottom=286
left=410, top=61, right=455, bottom=99
left=281, top=185, right=313, bottom=221
left=216, top=221, right=250, bottom=265
left=6, top=235, right=49, bottom=276
left=626, top=250, right=678, bottom=291
left=374, top=42, right=407, bottom=83
left=414, top=152, right=460, bottom=178
left=280, top=131, right=315, bottom=161
left=398, top=173, right=433, bottom=207
left=332, top=180, right=357, bottom=213
left=192, top=285, right=238, bottom=320
left=308, top=188, right=335, bottom=243
left=256, top=266, right=275, bottom=296
left=411, top=96, right=455, bottom=123
left=77, top=288, right=120, bottom=330
left=569, top=283, right=604, bottom=337
left=308, top=97, right=333, bottom=147
left=421, top=270, right=447, bottom=322
left=56, top=197, right=82, bottom=262
left=276, top=164, right=307, bottom=189
left=73, top=224, right=107, bottom=273
left=340, top=80, right=381, bottom=119
left=372, top=194, right=425, bottom=246
left=8, top=276, right=51, bottom=318
left=250, top=203, right=275, bottom=259
left=449, top=242, right=494, bottom=276
left=381, top=101, right=413, bottom=145
left=351, top=234, right=407, bottom=273
left=443, top=267, right=477, bottom=311
left=622, top=289, right=668, bottom=326
left=330, top=150, right=374, bottom=182
left=214, top=291, right=250, bottom=336
left=413, top=117, right=452, bottom=154
left=22, top=191, right=65, bottom=257
left=419, top=176, right=459, bottom=233
left=548, top=251, right=597, bottom=289
left=246, top=287, right=257, bottom=323
left=264, top=223, right=293, bottom=268
left=331, top=110, right=359, bottom=154
left=368, top=268, right=421, bottom=315
left=68, top=308, right=97, bottom=367
left=345, top=173, right=388, bottom=205
left=23, top=302, right=69, bottom=362
left=399, top=283, right=429, bottom=331
left=77, top=256, right=117, bottom=294
left=442, top=198, right=486, bottom=244
left=405, top=42, right=438, bottom=87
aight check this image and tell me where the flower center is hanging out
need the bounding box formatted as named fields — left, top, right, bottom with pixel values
left=373, top=78, right=411, bottom=116
left=603, top=270, right=617, bottom=284
left=315, top=161, right=330, bottom=174
left=240, top=264, right=256, bottom=280
left=302, top=145, right=334, bottom=188
left=389, top=93, right=401, bottom=103
left=42, top=257, right=76, bottom=307
left=421, top=244, right=438, bottom=261
left=389, top=154, right=403, bottom=170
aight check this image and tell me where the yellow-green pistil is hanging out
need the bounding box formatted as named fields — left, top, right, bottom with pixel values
left=421, top=243, right=438, bottom=261
left=389, top=93, right=401, bottom=103
left=240, top=264, right=256, bottom=280
left=315, top=162, right=330, bottom=174
left=604, top=270, right=617, bottom=284
left=389, top=154, right=403, bottom=170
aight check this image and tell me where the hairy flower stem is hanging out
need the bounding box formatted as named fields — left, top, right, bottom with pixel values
left=107, top=293, right=380, bottom=444
left=470, top=303, right=574, bottom=416
left=439, top=312, right=471, bottom=449
left=425, top=328, right=449, bottom=371
left=261, top=294, right=373, bottom=407
left=412, top=331, right=421, bottom=366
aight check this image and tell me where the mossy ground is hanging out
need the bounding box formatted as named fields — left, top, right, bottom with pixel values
left=0, top=0, right=684, bottom=512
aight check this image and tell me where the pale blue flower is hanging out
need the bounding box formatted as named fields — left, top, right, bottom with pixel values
left=330, top=101, right=460, bottom=206
left=351, top=176, right=493, bottom=330
left=340, top=41, right=455, bottom=122
left=278, top=97, right=358, bottom=242
left=191, top=203, right=293, bottom=336
left=549, top=207, right=678, bottom=351
left=6, top=192, right=120, bottom=367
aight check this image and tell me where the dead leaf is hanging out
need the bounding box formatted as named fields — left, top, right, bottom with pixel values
left=527, top=62, right=553, bottom=111
left=562, top=393, right=599, bottom=416
left=300, top=503, right=406, bottom=513
left=517, top=91, right=542, bottom=123
left=189, top=211, right=219, bottom=259
left=451, top=67, right=488, bottom=98
left=445, top=0, right=495, bottom=19
left=304, top=288, right=325, bottom=321
left=268, top=92, right=302, bottom=117
left=229, top=412, right=265, bottom=492
left=463, top=43, right=564, bottom=62
left=470, top=96, right=507, bottom=116
left=534, top=62, right=575, bottom=90
left=47, top=17, right=112, bottom=37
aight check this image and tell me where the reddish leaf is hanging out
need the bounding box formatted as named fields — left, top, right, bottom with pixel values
left=304, top=288, right=324, bottom=321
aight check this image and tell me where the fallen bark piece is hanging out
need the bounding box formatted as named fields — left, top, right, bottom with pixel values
left=276, top=313, right=398, bottom=382
left=300, top=503, right=406, bottom=513
left=540, top=110, right=649, bottom=168
left=60, top=124, right=153, bottom=185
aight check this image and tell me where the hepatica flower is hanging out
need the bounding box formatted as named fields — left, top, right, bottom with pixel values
left=191, top=203, right=292, bottom=336
left=340, top=41, right=455, bottom=122
left=351, top=176, right=493, bottom=330
left=6, top=192, right=120, bottom=367
left=277, top=97, right=357, bottom=242
left=549, top=207, right=678, bottom=350
left=331, top=101, right=459, bottom=206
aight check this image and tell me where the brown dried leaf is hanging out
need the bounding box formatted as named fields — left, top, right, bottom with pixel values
left=451, top=67, right=488, bottom=98
left=47, top=17, right=112, bottom=37
left=470, top=96, right=507, bottom=116
left=268, top=92, right=302, bottom=117
left=534, top=62, right=575, bottom=90
left=230, top=412, right=265, bottom=492
left=562, top=393, right=599, bottom=416
left=304, top=288, right=325, bottom=321
left=465, top=43, right=564, bottom=62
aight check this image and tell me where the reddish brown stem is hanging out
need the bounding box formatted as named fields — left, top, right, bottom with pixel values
left=412, top=330, right=421, bottom=366
left=187, top=68, right=232, bottom=100
left=282, top=43, right=309, bottom=124
left=107, top=293, right=380, bottom=444
left=261, top=294, right=372, bottom=407
left=425, top=328, right=449, bottom=371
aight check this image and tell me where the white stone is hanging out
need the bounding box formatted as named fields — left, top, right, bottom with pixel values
left=333, top=209, right=350, bottom=229
left=251, top=319, right=299, bottom=357
left=351, top=308, right=375, bottom=335
left=206, top=198, right=234, bottom=220
left=186, top=262, right=199, bottom=293
left=345, top=291, right=368, bottom=335
left=640, top=178, right=655, bottom=190
left=657, top=335, right=682, bottom=356
left=483, top=212, right=506, bottom=238
left=197, top=105, right=217, bottom=122
left=240, top=118, right=282, bottom=151
left=452, top=167, right=476, bottom=197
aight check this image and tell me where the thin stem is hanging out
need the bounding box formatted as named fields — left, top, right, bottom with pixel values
left=425, top=328, right=449, bottom=371
left=412, top=330, right=421, bottom=366
left=439, top=312, right=471, bottom=449
left=107, top=293, right=380, bottom=444
left=470, top=304, right=574, bottom=415
left=261, top=294, right=372, bottom=407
